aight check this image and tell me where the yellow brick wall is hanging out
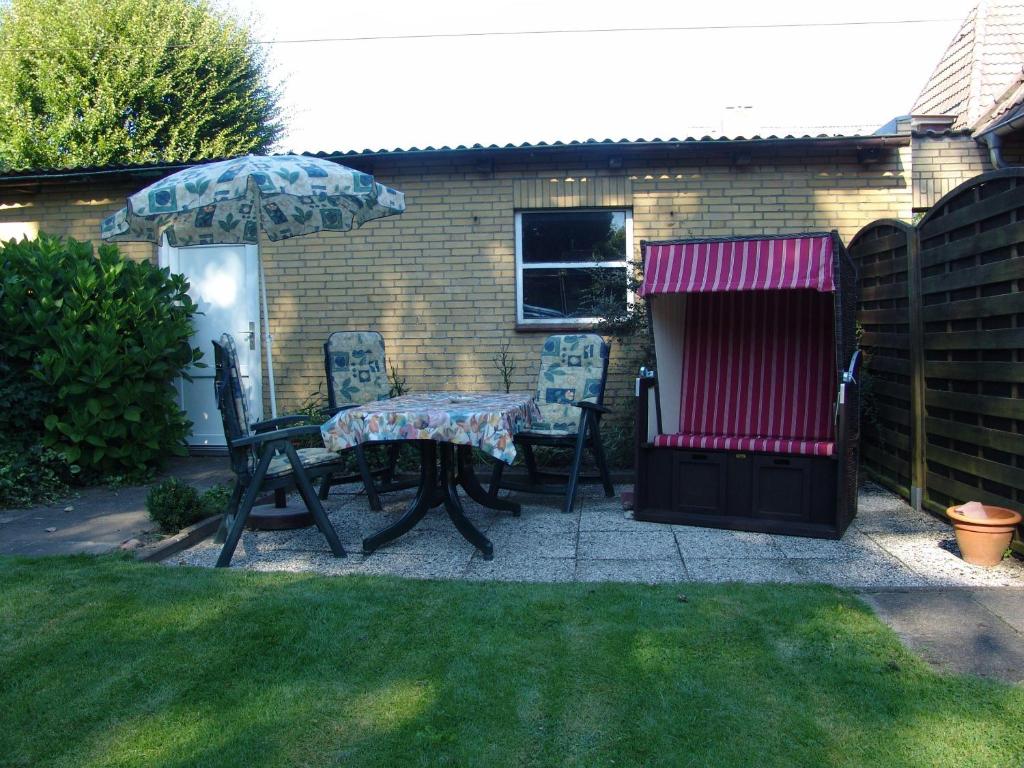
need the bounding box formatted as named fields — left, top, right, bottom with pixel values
left=0, top=144, right=911, bottom=456
left=0, top=181, right=155, bottom=263
left=911, top=133, right=991, bottom=210
left=257, top=144, right=910, bottom=444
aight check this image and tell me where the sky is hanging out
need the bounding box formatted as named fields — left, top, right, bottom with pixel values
left=219, top=0, right=972, bottom=154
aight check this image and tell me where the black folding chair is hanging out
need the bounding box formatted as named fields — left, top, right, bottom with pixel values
left=212, top=333, right=346, bottom=567
left=489, top=334, right=615, bottom=514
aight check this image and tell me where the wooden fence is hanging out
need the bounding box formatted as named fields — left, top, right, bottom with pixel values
left=850, top=169, right=1024, bottom=547
left=848, top=220, right=922, bottom=502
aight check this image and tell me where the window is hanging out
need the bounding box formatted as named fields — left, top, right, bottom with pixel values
left=515, top=209, right=632, bottom=326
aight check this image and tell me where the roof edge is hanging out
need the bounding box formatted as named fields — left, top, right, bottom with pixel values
left=0, top=134, right=911, bottom=185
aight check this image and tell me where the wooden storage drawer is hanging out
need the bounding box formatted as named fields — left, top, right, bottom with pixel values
left=751, top=454, right=813, bottom=521
left=749, top=454, right=837, bottom=524
left=634, top=446, right=841, bottom=536
left=673, top=450, right=727, bottom=516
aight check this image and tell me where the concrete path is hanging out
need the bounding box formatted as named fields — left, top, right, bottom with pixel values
left=0, top=457, right=230, bottom=556
left=860, top=589, right=1024, bottom=684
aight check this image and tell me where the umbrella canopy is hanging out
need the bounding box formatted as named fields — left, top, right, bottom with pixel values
left=100, top=154, right=405, bottom=246
left=100, top=154, right=406, bottom=419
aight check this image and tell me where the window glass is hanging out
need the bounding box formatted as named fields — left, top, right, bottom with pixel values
left=522, top=267, right=627, bottom=319
left=521, top=211, right=626, bottom=263
left=516, top=208, right=631, bottom=324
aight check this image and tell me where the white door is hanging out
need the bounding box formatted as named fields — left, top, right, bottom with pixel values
left=160, top=242, right=263, bottom=449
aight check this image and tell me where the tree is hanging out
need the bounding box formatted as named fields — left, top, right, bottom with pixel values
left=0, top=0, right=282, bottom=169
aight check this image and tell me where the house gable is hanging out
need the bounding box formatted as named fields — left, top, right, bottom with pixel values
left=911, top=1, right=1024, bottom=130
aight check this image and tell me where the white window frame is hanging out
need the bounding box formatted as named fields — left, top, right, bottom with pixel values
left=514, top=208, right=634, bottom=327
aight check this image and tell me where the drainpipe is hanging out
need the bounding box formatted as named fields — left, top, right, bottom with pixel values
left=982, top=131, right=1006, bottom=169
left=978, top=113, right=1024, bottom=168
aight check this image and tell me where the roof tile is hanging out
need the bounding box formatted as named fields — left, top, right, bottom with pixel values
left=912, top=1, right=1024, bottom=128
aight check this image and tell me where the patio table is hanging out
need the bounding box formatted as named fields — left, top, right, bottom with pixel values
left=321, top=391, right=542, bottom=559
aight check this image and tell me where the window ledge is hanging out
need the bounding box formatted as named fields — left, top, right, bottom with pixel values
left=515, top=322, right=603, bottom=333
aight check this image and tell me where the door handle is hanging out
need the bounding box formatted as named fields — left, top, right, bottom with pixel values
left=238, top=321, right=256, bottom=350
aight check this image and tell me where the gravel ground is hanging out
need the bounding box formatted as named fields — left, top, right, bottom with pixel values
left=170, top=481, right=1024, bottom=588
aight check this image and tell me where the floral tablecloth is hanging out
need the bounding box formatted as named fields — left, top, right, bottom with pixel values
left=321, top=392, right=541, bottom=464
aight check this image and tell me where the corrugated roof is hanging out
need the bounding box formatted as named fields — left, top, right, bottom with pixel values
left=911, top=1, right=1024, bottom=129
left=0, top=133, right=907, bottom=182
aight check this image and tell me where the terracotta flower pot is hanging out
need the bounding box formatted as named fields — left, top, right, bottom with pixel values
left=946, top=502, right=1022, bottom=567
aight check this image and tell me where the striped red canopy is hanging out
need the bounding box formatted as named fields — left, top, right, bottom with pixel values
left=639, top=235, right=835, bottom=296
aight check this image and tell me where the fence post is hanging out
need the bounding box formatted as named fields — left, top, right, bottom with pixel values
left=906, top=226, right=926, bottom=512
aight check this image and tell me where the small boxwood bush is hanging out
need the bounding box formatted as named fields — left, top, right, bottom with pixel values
left=0, top=235, right=202, bottom=484
left=147, top=479, right=231, bottom=533
left=147, top=478, right=203, bottom=533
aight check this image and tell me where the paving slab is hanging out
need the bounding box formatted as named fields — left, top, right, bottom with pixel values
left=487, top=526, right=578, bottom=559
left=579, top=507, right=650, bottom=532
left=771, top=529, right=880, bottom=559
left=577, top=528, right=679, bottom=560
left=464, top=555, right=575, bottom=583
left=970, top=589, right=1024, bottom=635
left=15, top=469, right=1022, bottom=687
left=793, top=553, right=927, bottom=589
left=674, top=527, right=787, bottom=560
left=859, top=589, right=1024, bottom=684
left=358, top=551, right=473, bottom=580
left=683, top=557, right=805, bottom=583
left=575, top=558, right=687, bottom=584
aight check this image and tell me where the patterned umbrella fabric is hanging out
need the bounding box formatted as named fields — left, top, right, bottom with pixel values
left=100, top=154, right=405, bottom=246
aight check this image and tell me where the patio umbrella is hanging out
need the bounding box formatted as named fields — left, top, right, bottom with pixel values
left=100, top=154, right=405, bottom=416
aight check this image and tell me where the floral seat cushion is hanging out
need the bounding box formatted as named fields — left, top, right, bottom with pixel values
left=265, top=447, right=341, bottom=478
left=527, top=334, right=610, bottom=436
left=325, top=331, right=390, bottom=406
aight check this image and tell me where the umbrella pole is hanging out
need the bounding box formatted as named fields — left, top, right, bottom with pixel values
left=258, top=256, right=278, bottom=419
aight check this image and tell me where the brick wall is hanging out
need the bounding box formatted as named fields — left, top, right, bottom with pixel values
left=911, top=132, right=992, bottom=210
left=258, top=143, right=910, bottom=439
left=0, top=180, right=155, bottom=263
left=0, top=143, right=911, bottom=454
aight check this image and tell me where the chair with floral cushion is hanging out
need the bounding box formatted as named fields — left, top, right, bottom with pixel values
left=212, top=333, right=346, bottom=567
left=488, top=333, right=615, bottom=514
left=318, top=330, right=415, bottom=509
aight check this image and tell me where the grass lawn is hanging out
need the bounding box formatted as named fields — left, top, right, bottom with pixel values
left=1, top=557, right=1022, bottom=768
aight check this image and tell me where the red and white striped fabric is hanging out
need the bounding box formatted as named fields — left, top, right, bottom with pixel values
left=654, top=290, right=837, bottom=457
left=652, top=434, right=835, bottom=456
left=639, top=236, right=834, bottom=296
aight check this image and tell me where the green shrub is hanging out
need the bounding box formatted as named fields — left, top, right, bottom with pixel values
left=0, top=359, right=49, bottom=441
left=0, top=358, right=71, bottom=507
left=199, top=484, right=233, bottom=519
left=0, top=442, right=69, bottom=508
left=0, top=235, right=202, bottom=481
left=146, top=478, right=201, bottom=533
left=147, top=480, right=234, bottom=534
left=146, top=478, right=201, bottom=532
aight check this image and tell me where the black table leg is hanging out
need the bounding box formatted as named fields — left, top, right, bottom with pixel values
left=456, top=445, right=521, bottom=516
left=361, top=441, right=496, bottom=559
left=362, top=442, right=435, bottom=555
left=440, top=445, right=494, bottom=560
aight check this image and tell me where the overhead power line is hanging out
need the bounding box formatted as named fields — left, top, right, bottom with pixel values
left=0, top=17, right=960, bottom=52
left=251, top=17, right=962, bottom=46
